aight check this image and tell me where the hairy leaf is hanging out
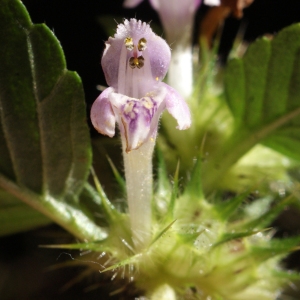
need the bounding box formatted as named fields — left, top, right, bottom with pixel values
left=0, top=0, right=106, bottom=240
left=203, top=24, right=300, bottom=192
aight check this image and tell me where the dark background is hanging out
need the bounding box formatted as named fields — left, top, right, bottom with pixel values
left=19, top=0, right=300, bottom=108
left=1, top=0, right=300, bottom=299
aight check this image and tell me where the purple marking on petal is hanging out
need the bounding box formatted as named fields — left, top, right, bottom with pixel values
left=161, top=82, right=191, bottom=130
left=90, top=87, right=116, bottom=137
left=120, top=97, right=160, bottom=150
left=109, top=86, right=167, bottom=151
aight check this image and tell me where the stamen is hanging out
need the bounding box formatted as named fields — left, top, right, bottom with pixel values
left=138, top=38, right=147, bottom=51
left=124, top=37, right=134, bottom=50
left=129, top=56, right=145, bottom=69
left=137, top=56, right=144, bottom=68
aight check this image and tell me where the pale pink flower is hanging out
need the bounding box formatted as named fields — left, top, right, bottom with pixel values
left=91, top=19, right=191, bottom=152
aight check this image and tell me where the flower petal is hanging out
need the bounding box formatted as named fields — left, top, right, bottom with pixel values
left=123, top=0, right=144, bottom=7
left=203, top=0, right=220, bottom=5
left=101, top=19, right=171, bottom=93
left=90, top=87, right=116, bottom=137
left=149, top=0, right=201, bottom=44
left=162, top=82, right=191, bottom=130
left=109, top=87, right=167, bottom=152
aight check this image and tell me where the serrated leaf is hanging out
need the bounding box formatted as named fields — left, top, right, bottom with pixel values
left=203, top=24, right=300, bottom=192
left=0, top=1, right=91, bottom=197
left=0, top=0, right=106, bottom=241
left=226, top=25, right=300, bottom=130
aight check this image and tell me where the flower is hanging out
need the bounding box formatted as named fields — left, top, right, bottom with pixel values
left=123, top=1, right=203, bottom=98
left=125, top=0, right=201, bottom=43
left=91, top=19, right=191, bottom=152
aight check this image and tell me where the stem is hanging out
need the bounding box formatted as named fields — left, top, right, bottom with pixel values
left=121, top=136, right=154, bottom=251
left=0, top=173, right=107, bottom=241
left=168, top=44, right=193, bottom=99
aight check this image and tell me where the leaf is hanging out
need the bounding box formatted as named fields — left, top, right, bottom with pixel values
left=0, top=189, right=51, bottom=236
left=203, top=24, right=300, bottom=192
left=0, top=0, right=106, bottom=241
left=226, top=25, right=300, bottom=129
left=0, top=0, right=91, bottom=197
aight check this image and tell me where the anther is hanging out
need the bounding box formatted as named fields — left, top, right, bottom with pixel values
left=129, top=56, right=144, bottom=69
left=138, top=38, right=147, bottom=51
left=124, top=37, right=134, bottom=51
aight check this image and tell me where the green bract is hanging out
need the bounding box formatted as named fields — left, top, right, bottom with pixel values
left=53, top=160, right=300, bottom=299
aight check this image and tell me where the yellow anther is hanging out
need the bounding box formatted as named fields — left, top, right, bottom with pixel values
left=124, top=37, right=134, bottom=50
left=138, top=38, right=147, bottom=51
left=129, top=56, right=145, bottom=69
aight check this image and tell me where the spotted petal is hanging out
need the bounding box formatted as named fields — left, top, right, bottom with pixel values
left=90, top=87, right=116, bottom=137
left=109, top=87, right=167, bottom=152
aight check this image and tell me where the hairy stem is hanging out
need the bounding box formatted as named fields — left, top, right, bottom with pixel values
left=122, top=137, right=154, bottom=250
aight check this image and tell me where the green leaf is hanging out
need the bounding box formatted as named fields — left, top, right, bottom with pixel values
left=226, top=25, right=300, bottom=130
left=203, top=24, right=300, bottom=192
left=0, top=0, right=91, bottom=197
left=224, top=58, right=245, bottom=127
left=0, top=0, right=106, bottom=241
left=0, top=189, right=51, bottom=236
